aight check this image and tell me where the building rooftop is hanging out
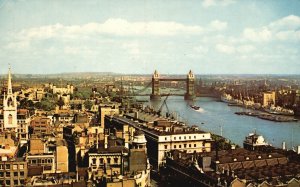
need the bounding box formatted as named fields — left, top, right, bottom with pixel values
left=110, top=115, right=210, bottom=137
left=167, top=147, right=300, bottom=186
left=89, top=145, right=129, bottom=154
left=125, top=112, right=162, bottom=123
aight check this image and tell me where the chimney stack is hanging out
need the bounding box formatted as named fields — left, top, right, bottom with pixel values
left=215, top=142, right=219, bottom=162
left=134, top=111, right=139, bottom=119
left=104, top=134, right=108, bottom=149
left=96, top=129, right=99, bottom=149
left=76, top=165, right=79, bottom=182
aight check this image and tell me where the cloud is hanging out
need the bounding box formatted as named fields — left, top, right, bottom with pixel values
left=276, top=30, right=300, bottom=41
left=209, top=20, right=228, bottom=31
left=194, top=45, right=209, bottom=54
left=236, top=45, right=255, bottom=53
left=215, top=44, right=235, bottom=54
left=64, top=46, right=96, bottom=56
left=4, top=41, right=30, bottom=51
left=18, top=23, right=64, bottom=40
left=121, top=42, right=142, bottom=57
left=6, top=18, right=230, bottom=58
left=269, top=15, right=300, bottom=31
left=3, top=14, right=299, bottom=74
left=215, top=44, right=255, bottom=54
left=16, top=19, right=204, bottom=40
left=202, top=0, right=235, bottom=8
left=243, top=27, right=272, bottom=42
left=243, top=15, right=300, bottom=42
left=13, top=18, right=231, bottom=45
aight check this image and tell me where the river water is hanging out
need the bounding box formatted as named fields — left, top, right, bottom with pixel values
left=139, top=96, right=300, bottom=149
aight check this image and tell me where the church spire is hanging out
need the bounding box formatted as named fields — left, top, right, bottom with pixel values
left=3, top=66, right=18, bottom=130
left=7, top=67, right=13, bottom=95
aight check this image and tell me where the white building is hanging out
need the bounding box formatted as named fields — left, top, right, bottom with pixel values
left=106, top=114, right=213, bottom=169
left=2, top=68, right=17, bottom=129
left=0, top=68, right=30, bottom=145
left=50, top=83, right=74, bottom=94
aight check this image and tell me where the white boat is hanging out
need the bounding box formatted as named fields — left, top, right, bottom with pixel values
left=220, top=93, right=237, bottom=104
left=190, top=105, right=201, bottom=110
left=264, top=105, right=294, bottom=116
left=190, top=105, right=204, bottom=113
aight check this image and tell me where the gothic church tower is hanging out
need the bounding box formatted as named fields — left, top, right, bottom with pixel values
left=3, top=68, right=17, bottom=129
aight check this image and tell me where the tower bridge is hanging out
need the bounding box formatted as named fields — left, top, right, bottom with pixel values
left=150, top=70, right=196, bottom=100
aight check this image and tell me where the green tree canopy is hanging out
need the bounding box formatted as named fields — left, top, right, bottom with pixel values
left=35, top=97, right=55, bottom=111
left=57, top=97, right=65, bottom=109
left=84, top=100, right=93, bottom=110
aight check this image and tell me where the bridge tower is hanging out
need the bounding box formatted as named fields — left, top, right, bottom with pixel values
left=184, top=70, right=196, bottom=100
left=150, top=70, right=161, bottom=100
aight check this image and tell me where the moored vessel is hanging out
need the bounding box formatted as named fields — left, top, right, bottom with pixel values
left=220, top=93, right=237, bottom=104
left=264, top=105, right=294, bottom=116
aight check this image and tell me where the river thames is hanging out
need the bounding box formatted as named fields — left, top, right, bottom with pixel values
left=142, top=96, right=300, bottom=149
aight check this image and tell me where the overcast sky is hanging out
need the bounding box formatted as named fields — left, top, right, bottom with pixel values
left=0, top=0, right=300, bottom=74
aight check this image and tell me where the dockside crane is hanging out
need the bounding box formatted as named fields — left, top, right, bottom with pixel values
left=157, top=93, right=170, bottom=117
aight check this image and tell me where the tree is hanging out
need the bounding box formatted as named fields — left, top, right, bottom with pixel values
left=84, top=100, right=93, bottom=110
left=57, top=97, right=65, bottom=109
left=19, top=98, right=29, bottom=109
left=19, top=98, right=35, bottom=109
left=100, top=91, right=108, bottom=97
left=73, top=92, right=83, bottom=99
left=34, top=102, right=42, bottom=109
left=108, top=91, right=116, bottom=98
left=36, top=97, right=55, bottom=111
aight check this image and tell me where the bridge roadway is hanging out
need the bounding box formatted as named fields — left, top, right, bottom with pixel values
left=129, top=93, right=216, bottom=97
left=131, top=93, right=185, bottom=96
left=158, top=78, right=187, bottom=81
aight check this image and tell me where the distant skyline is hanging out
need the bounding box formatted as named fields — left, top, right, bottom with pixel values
left=0, top=0, right=300, bottom=75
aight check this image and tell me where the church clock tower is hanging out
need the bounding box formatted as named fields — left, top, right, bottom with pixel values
left=3, top=68, right=17, bottom=129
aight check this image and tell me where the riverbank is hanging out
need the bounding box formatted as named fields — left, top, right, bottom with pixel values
left=235, top=111, right=298, bottom=122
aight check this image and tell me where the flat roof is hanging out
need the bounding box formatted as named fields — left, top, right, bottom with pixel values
left=109, top=115, right=209, bottom=136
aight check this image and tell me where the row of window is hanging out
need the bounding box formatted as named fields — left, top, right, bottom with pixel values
left=33, top=129, right=47, bottom=133
left=0, top=171, right=25, bottom=177
left=33, top=125, right=49, bottom=128
left=28, top=158, right=53, bottom=164
left=164, top=142, right=207, bottom=150
left=0, top=179, right=25, bottom=186
left=34, top=121, right=48, bottom=124
left=164, top=143, right=198, bottom=150
left=0, top=164, right=24, bottom=170
left=0, top=123, right=26, bottom=129
left=91, top=157, right=119, bottom=165
left=165, top=135, right=206, bottom=141
left=59, top=117, right=72, bottom=120
left=0, top=120, right=25, bottom=125
left=0, top=120, right=26, bottom=123
left=0, top=164, right=11, bottom=170
left=13, top=164, right=24, bottom=170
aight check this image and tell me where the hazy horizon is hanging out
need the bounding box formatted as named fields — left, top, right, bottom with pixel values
left=2, top=71, right=300, bottom=77
left=0, top=0, right=300, bottom=75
